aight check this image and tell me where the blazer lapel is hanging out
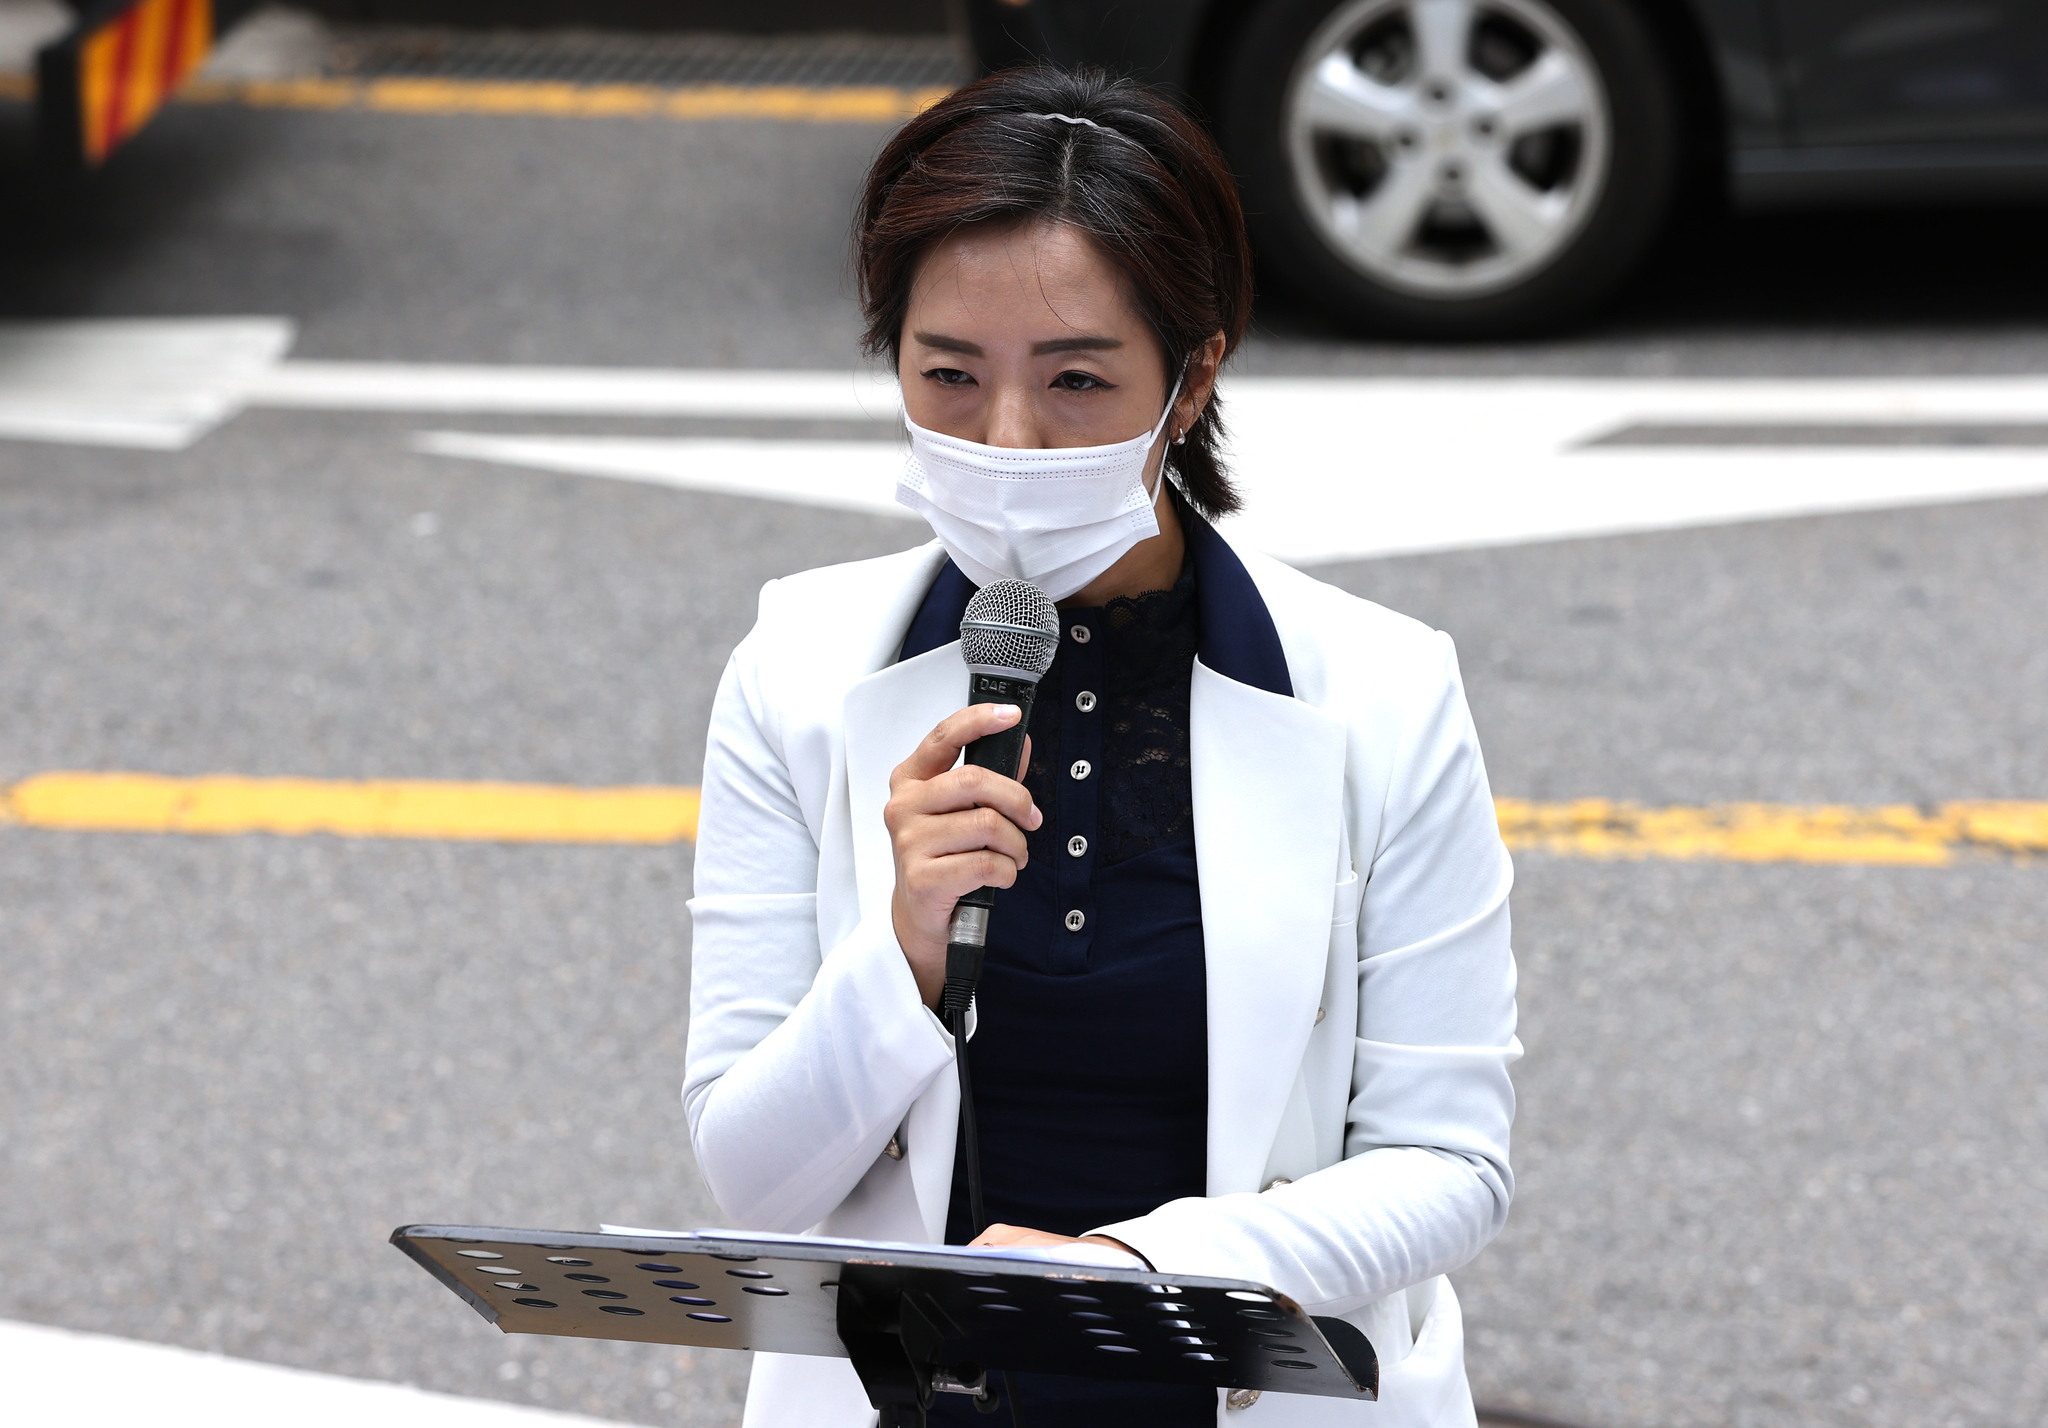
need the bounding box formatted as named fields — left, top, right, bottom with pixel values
left=836, top=558, right=973, bottom=1245
left=808, top=542, right=948, bottom=932
left=1191, top=658, right=1347, bottom=1195
left=841, top=642, right=968, bottom=923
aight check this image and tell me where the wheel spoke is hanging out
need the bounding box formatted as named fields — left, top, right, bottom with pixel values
left=1409, top=0, right=1476, bottom=81
left=1296, top=52, right=1415, bottom=143
left=1347, top=156, right=1440, bottom=257
left=1463, top=153, right=1565, bottom=258
left=1489, top=48, right=1593, bottom=135
left=1284, top=0, right=1614, bottom=293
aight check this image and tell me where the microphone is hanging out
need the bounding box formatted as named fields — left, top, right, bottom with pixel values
left=942, top=578, right=1060, bottom=1020
left=942, top=579, right=1057, bottom=1261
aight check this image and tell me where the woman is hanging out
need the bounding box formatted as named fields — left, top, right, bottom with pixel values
left=684, top=67, right=1519, bottom=1428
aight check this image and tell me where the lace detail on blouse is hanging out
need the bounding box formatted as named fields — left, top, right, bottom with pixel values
left=1023, top=557, right=1198, bottom=868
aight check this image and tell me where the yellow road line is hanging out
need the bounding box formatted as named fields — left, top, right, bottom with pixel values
left=1, top=772, right=699, bottom=844
left=171, top=75, right=951, bottom=123
left=1495, top=797, right=2048, bottom=865
left=3, top=773, right=2045, bottom=862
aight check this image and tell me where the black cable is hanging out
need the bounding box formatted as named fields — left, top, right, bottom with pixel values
left=943, top=984, right=1021, bottom=1428
left=945, top=998, right=988, bottom=1238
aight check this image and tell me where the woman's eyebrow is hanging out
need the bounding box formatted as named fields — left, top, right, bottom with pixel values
left=912, top=331, right=982, bottom=355
left=1033, top=335, right=1123, bottom=355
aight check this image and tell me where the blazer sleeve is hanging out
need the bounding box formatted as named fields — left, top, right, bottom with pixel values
left=1090, top=630, right=1519, bottom=1317
left=682, top=603, right=959, bottom=1233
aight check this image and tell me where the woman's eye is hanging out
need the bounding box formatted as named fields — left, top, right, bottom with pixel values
left=922, top=367, right=975, bottom=387
left=1051, top=370, right=1111, bottom=392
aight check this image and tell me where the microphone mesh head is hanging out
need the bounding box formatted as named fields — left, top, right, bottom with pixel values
left=960, top=578, right=1059, bottom=677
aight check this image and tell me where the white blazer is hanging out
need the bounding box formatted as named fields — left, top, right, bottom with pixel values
left=684, top=533, right=1520, bottom=1428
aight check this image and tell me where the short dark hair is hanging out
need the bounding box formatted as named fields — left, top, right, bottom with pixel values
left=855, top=66, right=1256, bottom=519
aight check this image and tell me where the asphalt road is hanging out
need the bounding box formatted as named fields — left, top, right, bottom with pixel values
left=2, top=72, right=2045, bottom=1428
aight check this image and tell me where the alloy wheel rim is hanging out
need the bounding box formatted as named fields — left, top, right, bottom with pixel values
left=1283, top=0, right=1613, bottom=298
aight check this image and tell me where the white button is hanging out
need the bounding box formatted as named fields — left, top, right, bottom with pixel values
left=1069, top=624, right=1092, bottom=643
left=1075, top=690, right=1098, bottom=713
left=1227, top=1390, right=1261, bottom=1410
left=1314, top=1007, right=1326, bottom=1025
left=883, top=1134, right=904, bottom=1161
left=1067, top=834, right=1088, bottom=858
left=1069, top=759, right=1092, bottom=780
left=1264, top=1177, right=1291, bottom=1191
left=1064, top=909, right=1086, bottom=932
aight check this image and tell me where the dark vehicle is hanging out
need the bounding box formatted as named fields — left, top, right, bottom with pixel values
left=958, top=0, right=2048, bottom=335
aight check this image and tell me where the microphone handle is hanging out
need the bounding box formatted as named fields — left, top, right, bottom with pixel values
left=961, top=670, right=1038, bottom=780
left=941, top=671, right=1039, bottom=1015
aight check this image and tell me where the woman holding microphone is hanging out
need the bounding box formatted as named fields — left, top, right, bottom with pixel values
left=684, top=66, right=1519, bottom=1428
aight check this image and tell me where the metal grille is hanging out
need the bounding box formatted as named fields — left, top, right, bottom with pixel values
left=326, top=29, right=966, bottom=90
left=961, top=579, right=1059, bottom=677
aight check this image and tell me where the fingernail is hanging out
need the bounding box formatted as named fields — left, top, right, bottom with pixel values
left=997, top=703, right=1021, bottom=722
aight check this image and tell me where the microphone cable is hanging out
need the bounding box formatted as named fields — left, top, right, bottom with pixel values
left=940, top=939, right=1022, bottom=1426
left=939, top=965, right=988, bottom=1236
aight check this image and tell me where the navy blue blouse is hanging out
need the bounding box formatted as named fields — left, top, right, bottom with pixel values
left=900, top=506, right=1294, bottom=1426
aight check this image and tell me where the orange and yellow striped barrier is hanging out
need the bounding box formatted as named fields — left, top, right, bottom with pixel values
left=47, top=0, right=217, bottom=167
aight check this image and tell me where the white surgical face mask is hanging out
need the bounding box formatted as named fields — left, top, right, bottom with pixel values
left=895, top=377, right=1183, bottom=601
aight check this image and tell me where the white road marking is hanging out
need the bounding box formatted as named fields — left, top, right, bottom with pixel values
left=0, top=318, right=294, bottom=449
left=1245, top=446, right=2048, bottom=562
left=0, top=1317, right=654, bottom=1428
left=416, top=431, right=911, bottom=518
left=1218, top=377, right=2048, bottom=562
left=253, top=360, right=902, bottom=419
left=6, top=317, right=2048, bottom=559
left=0, top=323, right=895, bottom=448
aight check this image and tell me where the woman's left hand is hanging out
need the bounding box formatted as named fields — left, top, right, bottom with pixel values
left=969, top=1224, right=1147, bottom=1265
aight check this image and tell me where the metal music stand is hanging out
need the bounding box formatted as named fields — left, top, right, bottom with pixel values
left=393, top=1224, right=1378, bottom=1425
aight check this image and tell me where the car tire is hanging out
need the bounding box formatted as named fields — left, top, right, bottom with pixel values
left=1216, top=0, right=1685, bottom=337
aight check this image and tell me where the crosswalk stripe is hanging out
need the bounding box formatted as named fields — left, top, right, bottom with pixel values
left=5, top=773, right=2043, bottom=863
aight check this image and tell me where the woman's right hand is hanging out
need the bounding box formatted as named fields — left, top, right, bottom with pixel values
left=886, top=703, right=1041, bottom=1010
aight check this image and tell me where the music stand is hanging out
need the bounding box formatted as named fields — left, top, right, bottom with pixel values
left=394, top=1224, right=1378, bottom=1425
